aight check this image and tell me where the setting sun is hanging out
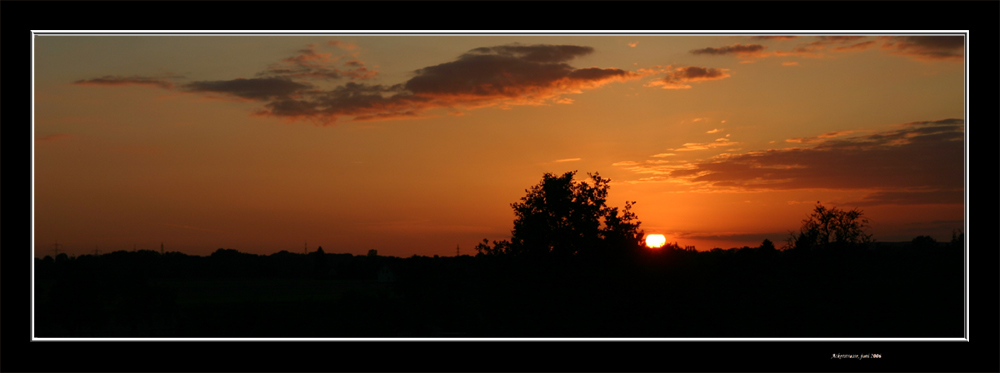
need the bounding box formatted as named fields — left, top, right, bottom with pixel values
left=645, top=234, right=667, bottom=249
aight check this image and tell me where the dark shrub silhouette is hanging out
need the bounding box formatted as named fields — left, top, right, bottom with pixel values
left=785, top=202, right=873, bottom=250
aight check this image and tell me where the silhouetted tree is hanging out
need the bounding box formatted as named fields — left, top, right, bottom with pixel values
left=477, top=171, right=643, bottom=259
left=474, top=238, right=512, bottom=257
left=785, top=202, right=873, bottom=250
left=759, top=239, right=776, bottom=252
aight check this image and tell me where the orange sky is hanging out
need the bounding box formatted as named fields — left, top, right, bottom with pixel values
left=33, top=33, right=966, bottom=257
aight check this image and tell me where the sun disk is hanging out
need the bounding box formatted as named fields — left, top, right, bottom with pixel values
left=645, top=234, right=666, bottom=248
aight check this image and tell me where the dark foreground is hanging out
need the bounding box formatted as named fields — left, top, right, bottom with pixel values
left=34, top=243, right=963, bottom=338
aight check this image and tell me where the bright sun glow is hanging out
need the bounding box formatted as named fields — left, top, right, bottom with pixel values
left=645, top=234, right=666, bottom=248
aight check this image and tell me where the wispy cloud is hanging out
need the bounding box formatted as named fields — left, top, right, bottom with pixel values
left=894, top=118, right=964, bottom=127
left=785, top=130, right=857, bottom=144
left=612, top=161, right=640, bottom=166
left=750, top=36, right=799, bottom=41
left=774, top=36, right=874, bottom=58
left=706, top=128, right=721, bottom=134
left=833, top=40, right=878, bottom=52
left=879, top=36, right=964, bottom=61
left=848, top=189, right=963, bottom=207
left=554, top=158, right=581, bottom=163
left=258, top=44, right=345, bottom=80
left=327, top=40, right=360, bottom=51
left=690, top=43, right=767, bottom=57
left=73, top=75, right=175, bottom=89
left=670, top=138, right=739, bottom=151
left=253, top=43, right=380, bottom=81
left=695, top=35, right=962, bottom=62
left=646, top=66, right=731, bottom=89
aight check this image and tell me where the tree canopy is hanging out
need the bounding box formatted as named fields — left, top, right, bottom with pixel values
left=786, top=202, right=873, bottom=250
left=476, top=171, right=644, bottom=259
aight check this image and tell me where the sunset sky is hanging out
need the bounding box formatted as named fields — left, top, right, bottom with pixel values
left=33, top=33, right=966, bottom=258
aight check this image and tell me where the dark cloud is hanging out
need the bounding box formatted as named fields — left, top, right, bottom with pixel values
left=690, top=43, right=766, bottom=56
left=894, top=36, right=963, bottom=50
left=256, top=82, right=418, bottom=123
left=833, top=40, right=878, bottom=52
left=568, top=67, right=635, bottom=81
left=648, top=66, right=731, bottom=89
left=673, top=66, right=728, bottom=79
left=769, top=36, right=962, bottom=61
left=693, top=40, right=862, bottom=59
left=898, top=118, right=964, bottom=126
left=465, top=44, right=594, bottom=63
left=773, top=36, right=878, bottom=57
left=880, top=36, right=964, bottom=61
left=253, top=44, right=638, bottom=124
left=182, top=77, right=313, bottom=101
left=650, top=119, right=964, bottom=206
left=403, top=45, right=632, bottom=100
left=257, top=45, right=636, bottom=123
left=72, top=75, right=174, bottom=89
left=77, top=43, right=644, bottom=125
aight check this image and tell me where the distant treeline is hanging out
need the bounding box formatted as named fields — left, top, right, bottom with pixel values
left=34, top=231, right=963, bottom=281
left=34, top=235, right=963, bottom=338
left=36, top=247, right=397, bottom=280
